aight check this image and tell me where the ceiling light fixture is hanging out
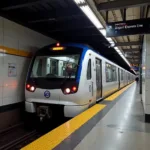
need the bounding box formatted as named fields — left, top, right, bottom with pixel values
left=74, top=0, right=132, bottom=69
left=80, top=5, right=103, bottom=29
left=74, top=0, right=85, bottom=4
left=99, top=29, right=106, bottom=36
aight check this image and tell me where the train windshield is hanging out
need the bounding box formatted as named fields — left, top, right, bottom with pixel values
left=30, top=55, right=80, bottom=79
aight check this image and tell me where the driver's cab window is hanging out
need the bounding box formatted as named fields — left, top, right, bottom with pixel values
left=50, top=59, right=58, bottom=75
left=31, top=55, right=80, bottom=78
left=37, top=59, right=42, bottom=76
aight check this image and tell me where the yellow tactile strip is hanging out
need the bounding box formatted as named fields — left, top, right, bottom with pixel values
left=21, top=104, right=106, bottom=150
left=0, top=45, right=32, bottom=57
left=105, top=82, right=134, bottom=101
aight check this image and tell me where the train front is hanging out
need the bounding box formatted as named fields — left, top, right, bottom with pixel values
left=25, top=43, right=85, bottom=121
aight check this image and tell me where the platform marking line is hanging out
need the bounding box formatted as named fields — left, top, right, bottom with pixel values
left=21, top=104, right=106, bottom=150
left=105, top=83, right=134, bottom=101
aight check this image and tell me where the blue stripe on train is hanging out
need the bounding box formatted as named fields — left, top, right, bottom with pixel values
left=76, top=47, right=88, bottom=83
left=62, top=43, right=89, bottom=83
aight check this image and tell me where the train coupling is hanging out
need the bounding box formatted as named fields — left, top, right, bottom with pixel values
left=37, top=106, right=52, bottom=122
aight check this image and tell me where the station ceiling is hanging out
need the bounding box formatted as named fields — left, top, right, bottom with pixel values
left=94, top=0, right=150, bottom=66
left=0, top=0, right=147, bottom=74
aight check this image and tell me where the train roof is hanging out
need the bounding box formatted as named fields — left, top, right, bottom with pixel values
left=42, top=42, right=92, bottom=50
left=40, top=42, right=134, bottom=75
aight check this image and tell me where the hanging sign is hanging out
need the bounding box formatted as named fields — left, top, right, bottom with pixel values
left=106, top=18, right=150, bottom=37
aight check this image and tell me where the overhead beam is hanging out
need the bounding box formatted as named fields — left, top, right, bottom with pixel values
left=140, top=6, right=145, bottom=18
left=125, top=52, right=140, bottom=55
left=128, top=58, right=140, bottom=61
left=115, top=42, right=141, bottom=47
left=125, top=55, right=140, bottom=59
left=146, top=5, right=150, bottom=18
left=127, top=59, right=140, bottom=63
left=1, top=0, right=48, bottom=10
left=123, top=48, right=140, bottom=52
left=97, top=0, right=150, bottom=11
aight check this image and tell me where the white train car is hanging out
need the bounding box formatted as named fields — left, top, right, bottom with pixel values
left=25, top=43, right=135, bottom=121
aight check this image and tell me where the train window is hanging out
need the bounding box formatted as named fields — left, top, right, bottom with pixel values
left=87, top=59, right=91, bottom=80
left=51, top=59, right=58, bottom=75
left=106, top=63, right=117, bottom=82
left=31, top=54, right=80, bottom=78
left=121, top=70, right=123, bottom=80
left=112, top=66, right=117, bottom=81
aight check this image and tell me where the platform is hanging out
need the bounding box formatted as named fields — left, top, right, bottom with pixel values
left=22, top=82, right=150, bottom=150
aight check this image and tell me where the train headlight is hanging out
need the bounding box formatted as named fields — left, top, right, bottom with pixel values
left=30, top=86, right=35, bottom=92
left=65, top=88, right=71, bottom=94
left=63, top=86, right=78, bottom=94
left=26, top=84, right=36, bottom=92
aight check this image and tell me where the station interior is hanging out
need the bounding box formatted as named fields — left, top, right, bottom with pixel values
left=0, top=0, right=150, bottom=150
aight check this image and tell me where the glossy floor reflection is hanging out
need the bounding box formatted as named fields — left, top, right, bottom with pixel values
left=74, top=83, right=150, bottom=150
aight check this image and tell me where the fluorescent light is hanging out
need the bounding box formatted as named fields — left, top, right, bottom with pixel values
left=110, top=43, right=115, bottom=47
left=80, top=5, right=103, bottom=29
left=116, top=50, right=120, bottom=52
left=99, top=29, right=114, bottom=44
left=114, top=47, right=119, bottom=50
left=109, top=41, right=115, bottom=44
left=116, top=50, right=131, bottom=67
left=99, top=29, right=106, bottom=36
left=74, top=0, right=132, bottom=68
left=74, top=0, right=85, bottom=4
left=122, top=56, right=131, bottom=66
left=106, top=37, right=113, bottom=42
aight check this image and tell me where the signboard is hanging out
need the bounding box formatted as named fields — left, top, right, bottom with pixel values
left=8, top=63, right=17, bottom=77
left=106, top=19, right=150, bottom=37
left=131, top=66, right=139, bottom=71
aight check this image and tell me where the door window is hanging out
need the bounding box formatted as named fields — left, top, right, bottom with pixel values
left=87, top=59, right=92, bottom=80
left=121, top=70, right=123, bottom=80
left=106, top=63, right=117, bottom=82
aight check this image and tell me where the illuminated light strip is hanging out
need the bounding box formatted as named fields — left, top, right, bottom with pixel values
left=21, top=104, right=106, bottom=150
left=114, top=46, right=131, bottom=67
left=0, top=45, right=31, bottom=57
left=52, top=47, right=64, bottom=51
left=74, top=0, right=85, bottom=4
left=80, top=5, right=103, bottom=29
left=74, top=0, right=132, bottom=69
left=98, top=26, right=131, bottom=68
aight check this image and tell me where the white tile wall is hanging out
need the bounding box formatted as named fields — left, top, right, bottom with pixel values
left=0, top=53, right=4, bottom=87
left=4, top=36, right=19, bottom=50
left=142, top=35, right=150, bottom=114
left=0, top=17, right=56, bottom=106
left=0, top=87, right=2, bottom=106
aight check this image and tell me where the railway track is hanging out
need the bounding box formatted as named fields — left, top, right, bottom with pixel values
left=0, top=117, right=70, bottom=150
left=0, top=123, right=24, bottom=137
left=0, top=130, right=41, bottom=150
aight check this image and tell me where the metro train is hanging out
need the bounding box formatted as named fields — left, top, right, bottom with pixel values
left=25, top=43, right=135, bottom=121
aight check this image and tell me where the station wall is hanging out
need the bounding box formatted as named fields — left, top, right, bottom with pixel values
left=0, top=17, right=56, bottom=129
left=142, top=34, right=150, bottom=120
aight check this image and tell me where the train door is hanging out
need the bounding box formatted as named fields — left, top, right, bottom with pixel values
left=118, top=68, right=120, bottom=89
left=86, top=58, right=93, bottom=104
left=96, top=58, right=102, bottom=100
